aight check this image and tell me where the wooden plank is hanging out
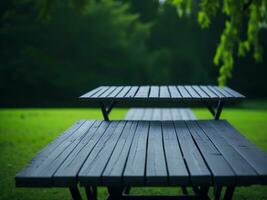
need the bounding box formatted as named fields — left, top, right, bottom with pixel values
left=207, top=86, right=225, bottom=98
left=124, top=121, right=149, bottom=186
left=107, top=86, right=123, bottom=98
left=146, top=121, right=168, bottom=185
left=160, top=86, right=170, bottom=98
left=116, top=86, right=131, bottom=98
left=168, top=86, right=181, bottom=98
left=211, top=120, right=267, bottom=183
left=124, top=109, right=137, bottom=120
left=102, top=121, right=138, bottom=186
left=99, top=86, right=117, bottom=98
left=142, top=108, right=154, bottom=120
left=170, top=109, right=182, bottom=120
left=200, top=86, right=218, bottom=98
left=162, top=121, right=189, bottom=185
left=124, top=86, right=139, bottom=98
left=180, top=109, right=189, bottom=120
left=184, top=86, right=200, bottom=98
left=80, top=87, right=104, bottom=98
left=132, top=108, right=145, bottom=120
left=177, top=109, right=196, bottom=120
left=152, top=108, right=161, bottom=120
left=173, top=121, right=211, bottom=186
left=223, top=87, right=245, bottom=98
left=177, top=86, right=191, bottom=98
left=91, top=86, right=110, bottom=98
left=79, top=121, right=126, bottom=186
left=16, top=120, right=86, bottom=187
left=161, top=109, right=172, bottom=121
left=198, top=120, right=259, bottom=185
left=192, top=86, right=209, bottom=98
left=16, top=121, right=95, bottom=187
left=149, top=86, right=159, bottom=98
left=53, top=121, right=108, bottom=186
left=134, top=86, right=150, bottom=98
left=186, top=121, right=235, bottom=185
left=214, top=86, right=233, bottom=98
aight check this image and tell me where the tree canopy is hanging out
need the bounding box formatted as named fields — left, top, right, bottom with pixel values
left=170, top=0, right=267, bottom=85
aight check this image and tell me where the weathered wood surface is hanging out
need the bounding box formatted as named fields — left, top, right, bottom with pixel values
left=124, top=108, right=196, bottom=121
left=80, top=85, right=245, bottom=102
left=16, top=120, right=267, bottom=188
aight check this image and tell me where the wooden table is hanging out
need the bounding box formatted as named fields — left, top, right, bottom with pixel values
left=80, top=85, right=245, bottom=120
left=16, top=85, right=267, bottom=200
left=16, top=120, right=267, bottom=200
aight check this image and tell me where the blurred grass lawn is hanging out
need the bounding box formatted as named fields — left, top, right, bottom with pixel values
left=0, top=107, right=267, bottom=200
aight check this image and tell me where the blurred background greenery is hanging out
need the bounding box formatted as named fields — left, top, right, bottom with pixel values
left=1, top=0, right=266, bottom=107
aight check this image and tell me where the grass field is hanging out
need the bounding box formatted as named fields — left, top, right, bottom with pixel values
left=0, top=107, right=267, bottom=200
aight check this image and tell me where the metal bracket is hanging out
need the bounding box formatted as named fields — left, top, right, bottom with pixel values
left=206, top=100, right=224, bottom=120
left=99, top=101, right=117, bottom=121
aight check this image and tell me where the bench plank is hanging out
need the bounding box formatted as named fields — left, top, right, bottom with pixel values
left=146, top=121, right=168, bottom=185
left=16, top=120, right=93, bottom=187
left=123, top=121, right=149, bottom=186
left=53, top=121, right=108, bottom=186
left=211, top=120, right=267, bottom=183
left=160, top=86, right=171, bottom=98
left=162, top=121, right=189, bottom=185
left=142, top=108, right=154, bottom=120
left=186, top=121, right=235, bottom=185
left=198, top=120, right=258, bottom=185
left=185, top=86, right=200, bottom=98
left=168, top=86, right=181, bottom=98
left=173, top=121, right=212, bottom=185
left=116, top=86, right=131, bottom=98
left=200, top=86, right=218, bottom=98
left=149, top=86, right=159, bottom=98
left=80, top=87, right=104, bottom=98
left=102, top=121, right=138, bottom=186
left=124, top=86, right=139, bottom=98
left=108, top=86, right=124, bottom=98
left=91, top=86, right=110, bottom=98
left=192, top=86, right=209, bottom=98
left=135, top=86, right=150, bottom=98
left=177, top=86, right=191, bottom=98
left=79, top=121, right=126, bottom=185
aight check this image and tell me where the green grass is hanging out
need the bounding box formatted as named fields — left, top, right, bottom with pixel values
left=0, top=108, right=267, bottom=200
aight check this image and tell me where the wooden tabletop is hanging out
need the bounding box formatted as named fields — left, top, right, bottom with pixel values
left=16, top=119, right=267, bottom=188
left=80, top=86, right=245, bottom=102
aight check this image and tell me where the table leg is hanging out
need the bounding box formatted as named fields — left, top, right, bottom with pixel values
left=223, top=186, right=235, bottom=200
left=99, top=101, right=117, bottom=121
left=206, top=100, right=224, bottom=120
left=214, top=186, right=222, bottom=200
left=85, top=186, right=97, bottom=200
left=69, top=186, right=82, bottom=200
left=181, top=186, right=188, bottom=195
left=108, top=187, right=123, bottom=200
left=214, top=100, right=224, bottom=120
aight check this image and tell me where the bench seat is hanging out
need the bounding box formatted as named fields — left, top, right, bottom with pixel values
left=124, top=108, right=196, bottom=121
left=16, top=120, right=267, bottom=188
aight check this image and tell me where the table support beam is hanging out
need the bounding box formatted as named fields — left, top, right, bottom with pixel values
left=99, top=101, right=117, bottom=121
left=69, top=186, right=82, bottom=200
left=223, top=187, right=235, bottom=200
left=206, top=100, right=224, bottom=120
left=85, top=186, right=97, bottom=200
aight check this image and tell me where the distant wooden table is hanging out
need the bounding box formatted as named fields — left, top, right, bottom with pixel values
left=80, top=85, right=245, bottom=120
left=16, top=120, right=267, bottom=200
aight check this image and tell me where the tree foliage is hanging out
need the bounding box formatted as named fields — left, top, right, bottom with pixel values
left=170, top=0, right=267, bottom=85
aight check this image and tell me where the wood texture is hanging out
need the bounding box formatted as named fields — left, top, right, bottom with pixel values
left=16, top=119, right=266, bottom=188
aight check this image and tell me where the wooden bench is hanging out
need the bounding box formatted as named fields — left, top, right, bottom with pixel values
left=16, top=119, right=267, bottom=200
left=125, top=108, right=196, bottom=121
